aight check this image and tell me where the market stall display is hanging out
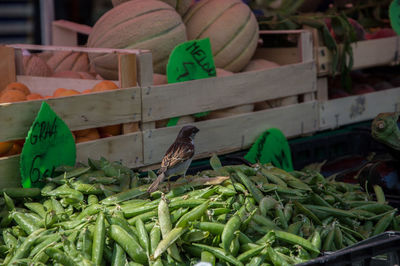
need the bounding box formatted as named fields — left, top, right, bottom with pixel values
left=0, top=0, right=399, bottom=265
left=0, top=156, right=398, bottom=265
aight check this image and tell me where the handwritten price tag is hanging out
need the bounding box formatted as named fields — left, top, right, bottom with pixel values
left=166, top=38, right=216, bottom=126
left=389, top=0, right=400, bottom=35
left=167, top=38, right=216, bottom=83
left=20, top=102, right=76, bottom=188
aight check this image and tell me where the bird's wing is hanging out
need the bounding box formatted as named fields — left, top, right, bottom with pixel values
left=159, top=142, right=194, bottom=173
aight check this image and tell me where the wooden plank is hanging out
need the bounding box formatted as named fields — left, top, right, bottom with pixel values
left=52, top=20, right=92, bottom=35
left=317, top=77, right=328, bottom=101
left=317, top=36, right=399, bottom=75
left=119, top=54, right=140, bottom=134
left=52, top=20, right=91, bottom=46
left=7, top=44, right=147, bottom=55
left=0, top=132, right=144, bottom=188
left=0, top=156, right=21, bottom=188
left=0, top=46, right=16, bottom=91
left=76, top=131, right=143, bottom=168
left=320, top=87, right=400, bottom=129
left=137, top=52, right=153, bottom=88
left=143, top=101, right=318, bottom=165
left=142, top=61, right=316, bottom=122
left=119, top=54, right=137, bottom=88
left=0, top=87, right=141, bottom=141
left=17, top=75, right=102, bottom=94
left=299, top=31, right=313, bottom=62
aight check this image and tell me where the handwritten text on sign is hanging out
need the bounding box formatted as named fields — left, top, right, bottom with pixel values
left=20, top=102, right=76, bottom=188
left=167, top=38, right=216, bottom=84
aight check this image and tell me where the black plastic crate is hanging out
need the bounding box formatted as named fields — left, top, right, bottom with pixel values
left=298, top=231, right=400, bottom=266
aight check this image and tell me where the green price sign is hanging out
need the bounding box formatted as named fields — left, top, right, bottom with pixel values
left=167, top=37, right=216, bottom=83
left=389, top=0, right=400, bottom=35
left=166, top=38, right=216, bottom=126
left=20, top=102, right=76, bottom=188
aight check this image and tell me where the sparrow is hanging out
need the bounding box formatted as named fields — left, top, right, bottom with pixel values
left=147, top=125, right=200, bottom=193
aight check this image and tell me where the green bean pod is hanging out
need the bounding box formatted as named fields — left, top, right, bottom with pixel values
left=109, top=224, right=147, bottom=264
left=192, top=243, right=244, bottom=266
left=111, top=242, right=127, bottom=266
left=236, top=170, right=263, bottom=203
left=175, top=200, right=209, bottom=228
left=153, top=227, right=187, bottom=260
left=8, top=228, right=45, bottom=265
left=266, top=245, right=290, bottom=266
left=201, top=251, right=216, bottom=266
left=92, top=211, right=105, bottom=265
left=237, top=245, right=266, bottom=263
left=45, top=247, right=77, bottom=266
left=222, top=214, right=241, bottom=252
left=373, top=211, right=395, bottom=236
left=11, top=211, right=40, bottom=234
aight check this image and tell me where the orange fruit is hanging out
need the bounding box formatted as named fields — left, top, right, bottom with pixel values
left=0, top=141, right=13, bottom=156
left=81, top=89, right=92, bottom=94
left=0, top=90, right=27, bottom=103
left=53, top=88, right=67, bottom=97
left=53, top=88, right=80, bottom=97
left=3, top=82, right=31, bottom=95
left=91, top=81, right=118, bottom=92
left=27, top=93, right=44, bottom=100
left=4, top=143, right=22, bottom=156
left=73, top=129, right=92, bottom=137
left=75, top=128, right=100, bottom=143
left=44, top=96, right=53, bottom=99
left=98, top=124, right=122, bottom=138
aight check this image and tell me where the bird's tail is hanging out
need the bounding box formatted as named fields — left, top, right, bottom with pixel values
left=147, top=172, right=165, bottom=193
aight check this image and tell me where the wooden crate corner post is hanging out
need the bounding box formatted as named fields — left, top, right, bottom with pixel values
left=0, top=46, right=16, bottom=92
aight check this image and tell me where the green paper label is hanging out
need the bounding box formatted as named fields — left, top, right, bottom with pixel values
left=166, top=38, right=216, bottom=126
left=167, top=38, right=216, bottom=83
left=20, top=102, right=76, bottom=188
left=389, top=0, right=400, bottom=35
left=244, top=128, right=293, bottom=172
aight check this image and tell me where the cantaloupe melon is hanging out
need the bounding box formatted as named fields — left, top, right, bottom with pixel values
left=112, top=0, right=193, bottom=16
left=87, top=0, right=187, bottom=79
left=242, top=59, right=280, bottom=72
left=52, top=71, right=96, bottom=80
left=23, top=55, right=53, bottom=77
left=47, top=51, right=90, bottom=73
left=184, top=0, right=259, bottom=72
left=153, top=73, right=168, bottom=85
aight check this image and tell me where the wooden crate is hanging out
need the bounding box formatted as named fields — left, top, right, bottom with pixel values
left=315, top=35, right=400, bottom=76
left=319, top=87, right=400, bottom=130
left=0, top=44, right=150, bottom=187
left=140, top=30, right=319, bottom=168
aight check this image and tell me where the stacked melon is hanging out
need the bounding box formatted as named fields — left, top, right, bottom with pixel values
left=184, top=0, right=259, bottom=72
left=87, top=0, right=187, bottom=79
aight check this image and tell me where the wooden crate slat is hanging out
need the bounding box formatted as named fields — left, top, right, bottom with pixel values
left=142, top=61, right=316, bottom=122
left=0, top=132, right=143, bottom=188
left=76, top=131, right=143, bottom=168
left=0, top=156, right=20, bottom=188
left=320, top=87, right=400, bottom=130
left=0, top=87, right=141, bottom=141
left=318, top=36, right=399, bottom=75
left=16, top=75, right=104, bottom=94
left=0, top=46, right=16, bottom=91
left=143, top=101, right=318, bottom=165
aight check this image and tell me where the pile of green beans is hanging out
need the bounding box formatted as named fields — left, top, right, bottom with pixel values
left=0, top=155, right=398, bottom=265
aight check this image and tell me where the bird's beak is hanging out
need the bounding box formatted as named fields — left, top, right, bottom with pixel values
left=194, top=127, right=200, bottom=134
